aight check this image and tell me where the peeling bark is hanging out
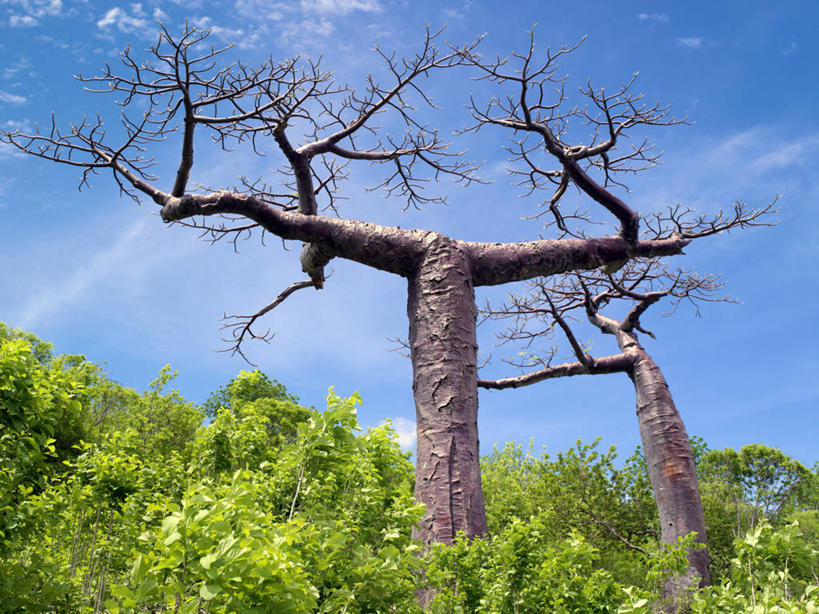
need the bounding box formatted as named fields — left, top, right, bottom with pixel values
left=408, top=235, right=488, bottom=544
left=623, top=333, right=710, bottom=597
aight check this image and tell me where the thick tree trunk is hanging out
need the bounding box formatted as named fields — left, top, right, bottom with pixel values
left=407, top=235, right=488, bottom=545
left=626, top=340, right=710, bottom=601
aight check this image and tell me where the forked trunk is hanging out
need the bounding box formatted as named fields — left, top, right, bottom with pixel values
left=407, top=235, right=488, bottom=545
left=627, top=342, right=710, bottom=603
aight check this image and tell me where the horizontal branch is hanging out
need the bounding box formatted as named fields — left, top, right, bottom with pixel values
left=158, top=190, right=424, bottom=277
left=467, top=235, right=690, bottom=287
left=478, top=352, right=633, bottom=389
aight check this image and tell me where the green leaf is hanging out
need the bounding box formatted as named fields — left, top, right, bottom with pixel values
left=200, top=583, right=222, bottom=600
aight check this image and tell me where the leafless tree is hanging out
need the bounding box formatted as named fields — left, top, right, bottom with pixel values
left=1, top=25, right=771, bottom=546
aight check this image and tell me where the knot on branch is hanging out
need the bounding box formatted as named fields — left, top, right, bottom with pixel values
left=160, top=195, right=198, bottom=222
left=300, top=242, right=334, bottom=289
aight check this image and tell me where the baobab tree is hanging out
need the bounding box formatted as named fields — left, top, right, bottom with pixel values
left=1, top=25, right=769, bottom=546
left=477, top=259, right=766, bottom=598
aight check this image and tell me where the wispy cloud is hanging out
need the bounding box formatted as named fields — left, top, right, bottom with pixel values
left=627, top=124, right=819, bottom=225
left=1, top=118, right=32, bottom=131
left=706, top=127, right=819, bottom=173
left=0, top=143, right=24, bottom=160
left=235, top=0, right=292, bottom=20
left=0, top=90, right=27, bottom=104
left=676, top=37, right=705, bottom=50
left=278, top=16, right=335, bottom=43
left=192, top=16, right=250, bottom=47
left=0, top=120, right=30, bottom=159
left=300, top=0, right=382, bottom=16
left=749, top=136, right=819, bottom=172
left=637, top=13, right=669, bottom=24
left=35, top=33, right=70, bottom=50
left=164, top=0, right=203, bottom=7
left=782, top=41, right=798, bottom=56
left=96, top=4, right=148, bottom=34
left=4, top=0, right=62, bottom=27
left=17, top=217, right=151, bottom=329
left=3, top=56, right=34, bottom=80
left=9, top=13, right=36, bottom=26
left=228, top=0, right=382, bottom=47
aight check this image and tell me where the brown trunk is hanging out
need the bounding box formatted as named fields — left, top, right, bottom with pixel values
left=407, top=234, right=488, bottom=545
left=625, top=338, right=710, bottom=601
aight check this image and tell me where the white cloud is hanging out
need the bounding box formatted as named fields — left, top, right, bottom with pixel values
left=703, top=127, right=819, bottom=174
left=9, top=13, right=37, bottom=26
left=389, top=416, right=417, bottom=449
left=192, top=15, right=246, bottom=45
left=749, top=136, right=819, bottom=172
left=300, top=0, right=382, bottom=16
left=96, top=4, right=147, bottom=33
left=782, top=41, right=797, bottom=56
left=0, top=90, right=27, bottom=104
left=279, top=16, right=335, bottom=43
left=236, top=0, right=295, bottom=20
left=676, top=37, right=705, bottom=50
left=1, top=118, right=32, bottom=130
left=637, top=13, right=668, bottom=23
left=4, top=0, right=61, bottom=26
left=3, top=56, right=34, bottom=80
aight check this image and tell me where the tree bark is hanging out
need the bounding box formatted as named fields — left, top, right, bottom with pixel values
left=407, top=234, right=488, bottom=545
left=624, top=334, right=710, bottom=598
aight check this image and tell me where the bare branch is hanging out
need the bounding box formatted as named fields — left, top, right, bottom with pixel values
left=463, top=32, right=688, bottom=241
left=643, top=198, right=779, bottom=240
left=218, top=280, right=315, bottom=364
left=478, top=352, right=632, bottom=389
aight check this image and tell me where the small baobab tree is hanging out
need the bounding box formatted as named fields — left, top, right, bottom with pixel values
left=477, top=255, right=776, bottom=598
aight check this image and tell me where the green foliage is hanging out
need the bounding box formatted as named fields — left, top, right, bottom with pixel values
left=425, top=520, right=668, bottom=614
left=203, top=369, right=298, bottom=419
left=110, top=390, right=423, bottom=613
left=0, top=328, right=87, bottom=541
left=2, top=323, right=817, bottom=613
left=99, top=366, right=204, bottom=461
left=110, top=475, right=321, bottom=613
left=700, top=444, right=813, bottom=533
left=480, top=439, right=656, bottom=587
left=690, top=521, right=819, bottom=613
left=698, top=443, right=817, bottom=582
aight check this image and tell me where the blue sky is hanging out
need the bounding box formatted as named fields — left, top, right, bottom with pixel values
left=1, top=0, right=817, bottom=465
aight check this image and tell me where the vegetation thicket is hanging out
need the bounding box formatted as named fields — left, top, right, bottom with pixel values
left=1, top=324, right=817, bottom=613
